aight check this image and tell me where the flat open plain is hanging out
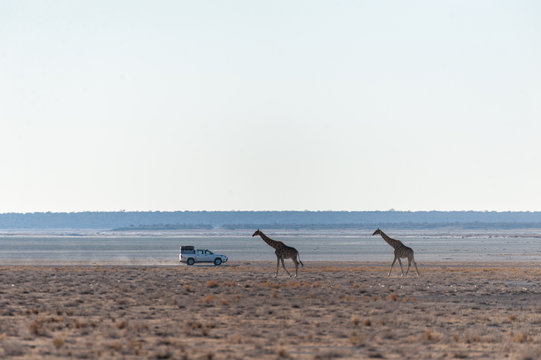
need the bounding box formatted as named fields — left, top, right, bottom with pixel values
left=0, top=262, right=540, bottom=359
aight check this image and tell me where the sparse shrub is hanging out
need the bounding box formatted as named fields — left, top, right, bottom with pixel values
left=389, top=293, right=398, bottom=301
left=76, top=319, right=88, bottom=328
left=29, top=318, right=48, bottom=337
left=465, top=333, right=481, bottom=344
left=110, top=341, right=122, bottom=352
left=363, top=319, right=371, bottom=326
left=277, top=348, right=289, bottom=358
left=351, top=316, right=360, bottom=326
left=116, top=320, right=128, bottom=329
left=153, top=346, right=172, bottom=359
left=203, top=295, right=215, bottom=304
left=349, top=331, right=365, bottom=347
left=423, top=330, right=436, bottom=341
left=206, top=280, right=219, bottom=288
left=512, top=332, right=528, bottom=343
left=201, top=327, right=209, bottom=337
left=509, top=314, right=517, bottom=322
left=53, top=336, right=64, bottom=348
left=233, top=334, right=242, bottom=344
left=184, top=284, right=191, bottom=292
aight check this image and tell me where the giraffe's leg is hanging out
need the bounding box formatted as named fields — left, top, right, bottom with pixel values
left=398, top=258, right=404, bottom=276
left=388, top=256, right=397, bottom=277
left=275, top=256, right=280, bottom=277
left=413, top=259, right=420, bottom=277
left=281, top=257, right=292, bottom=277
left=405, top=258, right=412, bottom=275
left=292, top=258, right=299, bottom=277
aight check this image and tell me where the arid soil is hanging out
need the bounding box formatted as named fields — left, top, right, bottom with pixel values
left=0, top=262, right=540, bottom=359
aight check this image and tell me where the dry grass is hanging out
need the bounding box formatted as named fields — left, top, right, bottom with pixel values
left=0, top=263, right=539, bottom=359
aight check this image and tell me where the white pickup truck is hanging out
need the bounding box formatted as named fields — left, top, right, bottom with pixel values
left=179, top=246, right=228, bottom=266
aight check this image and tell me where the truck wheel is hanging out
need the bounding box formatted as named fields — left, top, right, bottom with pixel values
left=187, top=258, right=195, bottom=266
left=214, top=258, right=222, bottom=266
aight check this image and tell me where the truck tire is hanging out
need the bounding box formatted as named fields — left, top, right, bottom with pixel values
left=187, top=258, right=195, bottom=266
left=214, top=258, right=222, bottom=266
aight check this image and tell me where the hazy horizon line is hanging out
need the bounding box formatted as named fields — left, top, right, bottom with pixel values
left=3, top=209, right=541, bottom=214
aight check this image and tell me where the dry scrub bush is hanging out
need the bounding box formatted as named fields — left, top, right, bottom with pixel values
left=423, top=330, right=439, bottom=342
left=231, top=334, right=243, bottom=344
left=206, top=280, right=219, bottom=288
left=184, top=284, right=191, bottom=292
left=261, top=280, right=281, bottom=289
left=153, top=347, right=173, bottom=359
left=351, top=316, right=360, bottom=326
left=53, top=336, right=64, bottom=348
left=388, top=293, right=398, bottom=301
left=277, top=348, right=289, bottom=358
left=512, top=332, right=528, bottom=343
left=349, top=331, right=365, bottom=347
left=203, top=295, right=215, bottom=304
left=363, top=319, right=371, bottom=326
left=29, top=318, right=48, bottom=337
left=115, top=320, right=128, bottom=329
left=220, top=296, right=230, bottom=305
left=464, top=333, right=481, bottom=344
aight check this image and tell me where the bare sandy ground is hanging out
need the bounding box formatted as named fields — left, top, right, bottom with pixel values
left=0, top=262, right=540, bottom=359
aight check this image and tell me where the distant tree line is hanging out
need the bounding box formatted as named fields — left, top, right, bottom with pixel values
left=2, top=211, right=541, bottom=230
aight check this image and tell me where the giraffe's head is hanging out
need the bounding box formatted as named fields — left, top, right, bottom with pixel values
left=372, top=228, right=382, bottom=236
left=252, top=229, right=261, bottom=237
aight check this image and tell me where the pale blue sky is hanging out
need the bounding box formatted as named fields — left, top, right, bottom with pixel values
left=0, top=1, right=540, bottom=212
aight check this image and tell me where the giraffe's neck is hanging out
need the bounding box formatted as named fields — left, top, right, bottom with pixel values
left=258, top=232, right=282, bottom=250
left=378, top=231, right=402, bottom=249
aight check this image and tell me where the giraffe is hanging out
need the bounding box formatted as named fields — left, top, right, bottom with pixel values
left=372, top=228, right=420, bottom=277
left=252, top=229, right=304, bottom=277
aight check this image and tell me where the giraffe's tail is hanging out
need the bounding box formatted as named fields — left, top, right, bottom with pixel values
left=298, top=253, right=304, bottom=267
